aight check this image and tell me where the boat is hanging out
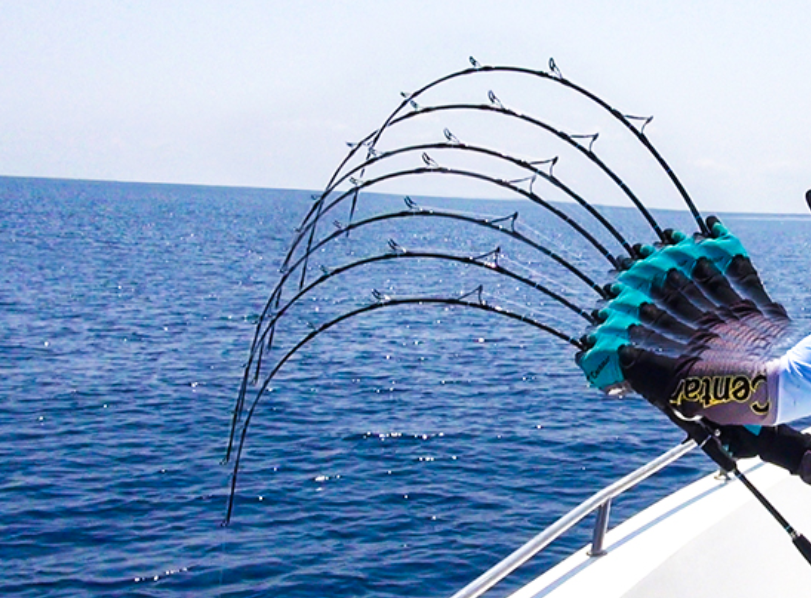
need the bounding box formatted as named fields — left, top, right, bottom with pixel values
left=450, top=433, right=811, bottom=598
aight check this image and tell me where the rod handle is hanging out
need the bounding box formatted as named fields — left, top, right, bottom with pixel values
left=792, top=534, right=811, bottom=566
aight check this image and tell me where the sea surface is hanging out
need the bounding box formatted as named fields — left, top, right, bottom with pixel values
left=3, top=176, right=810, bottom=597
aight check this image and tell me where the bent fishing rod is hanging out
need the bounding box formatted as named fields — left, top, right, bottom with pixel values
left=316, top=58, right=706, bottom=236
left=225, top=247, right=598, bottom=463
left=223, top=292, right=584, bottom=522
left=298, top=102, right=666, bottom=247
left=258, top=245, right=595, bottom=362
left=285, top=165, right=623, bottom=291
left=321, top=103, right=667, bottom=243
left=302, top=140, right=639, bottom=258
left=232, top=206, right=610, bottom=445
left=253, top=206, right=606, bottom=350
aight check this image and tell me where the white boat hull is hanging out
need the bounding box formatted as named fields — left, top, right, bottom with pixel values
left=509, top=459, right=811, bottom=598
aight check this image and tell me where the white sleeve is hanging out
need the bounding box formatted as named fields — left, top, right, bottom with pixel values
left=776, top=334, right=811, bottom=423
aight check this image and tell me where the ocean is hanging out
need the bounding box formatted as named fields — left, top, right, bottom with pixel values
left=3, top=176, right=810, bottom=597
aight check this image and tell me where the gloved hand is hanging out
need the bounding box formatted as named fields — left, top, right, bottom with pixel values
left=716, top=424, right=811, bottom=485
left=617, top=345, right=696, bottom=411
left=715, top=424, right=760, bottom=459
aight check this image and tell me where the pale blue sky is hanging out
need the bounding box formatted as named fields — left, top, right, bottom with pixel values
left=2, top=1, right=809, bottom=212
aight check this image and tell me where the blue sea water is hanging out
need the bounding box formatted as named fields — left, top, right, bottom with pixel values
left=2, top=176, right=810, bottom=597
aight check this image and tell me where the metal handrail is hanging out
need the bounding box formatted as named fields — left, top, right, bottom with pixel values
left=449, top=438, right=698, bottom=598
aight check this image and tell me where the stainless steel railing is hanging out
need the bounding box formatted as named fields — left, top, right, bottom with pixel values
left=449, top=439, right=698, bottom=598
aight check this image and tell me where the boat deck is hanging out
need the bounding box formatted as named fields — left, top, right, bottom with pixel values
left=508, top=458, right=811, bottom=598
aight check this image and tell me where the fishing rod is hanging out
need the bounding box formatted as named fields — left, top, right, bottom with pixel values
left=288, top=59, right=709, bottom=291
left=297, top=140, right=638, bottom=259
left=734, top=468, right=811, bottom=566
left=390, top=104, right=665, bottom=240
left=311, top=103, right=667, bottom=244
left=666, top=411, right=811, bottom=567
left=222, top=292, right=584, bottom=522
left=284, top=165, right=623, bottom=292
left=282, top=206, right=608, bottom=303
left=229, top=205, right=609, bottom=452
left=224, top=247, right=597, bottom=462
left=264, top=246, right=595, bottom=359
left=316, top=59, right=705, bottom=236
left=289, top=60, right=680, bottom=273
left=269, top=205, right=607, bottom=348
left=276, top=210, right=601, bottom=335
left=289, top=98, right=665, bottom=277
left=234, top=205, right=608, bottom=437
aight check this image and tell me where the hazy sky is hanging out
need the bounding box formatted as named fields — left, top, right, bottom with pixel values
left=2, top=1, right=810, bottom=212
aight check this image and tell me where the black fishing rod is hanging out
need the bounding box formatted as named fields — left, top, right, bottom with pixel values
left=266, top=207, right=605, bottom=349
left=222, top=293, right=584, bottom=521
left=268, top=247, right=591, bottom=368
left=734, top=468, right=811, bottom=565
left=223, top=247, right=595, bottom=462
left=297, top=101, right=668, bottom=251
left=316, top=60, right=705, bottom=236
left=301, top=140, right=638, bottom=258
left=268, top=206, right=606, bottom=360
left=390, top=104, right=665, bottom=241
left=318, top=103, right=667, bottom=244
left=231, top=206, right=608, bottom=454
left=662, top=409, right=811, bottom=567
left=227, top=243, right=594, bottom=459
left=266, top=247, right=594, bottom=356
left=292, top=101, right=665, bottom=268
left=292, top=64, right=669, bottom=254
left=282, top=207, right=608, bottom=301
left=285, top=166, right=622, bottom=292
left=289, top=60, right=703, bottom=291
left=540, top=59, right=709, bottom=237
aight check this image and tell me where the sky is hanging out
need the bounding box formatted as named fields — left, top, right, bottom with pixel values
left=1, top=1, right=810, bottom=212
